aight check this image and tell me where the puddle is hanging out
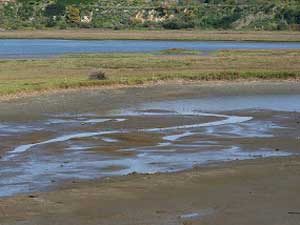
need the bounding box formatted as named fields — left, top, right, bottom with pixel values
left=102, top=137, right=119, bottom=143
left=0, top=123, right=42, bottom=134
left=46, top=118, right=126, bottom=125
left=163, top=131, right=194, bottom=141
left=6, top=131, right=121, bottom=158
left=180, top=213, right=200, bottom=219
left=179, top=208, right=215, bottom=220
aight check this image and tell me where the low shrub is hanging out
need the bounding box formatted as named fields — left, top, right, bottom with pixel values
left=88, top=69, right=107, bottom=80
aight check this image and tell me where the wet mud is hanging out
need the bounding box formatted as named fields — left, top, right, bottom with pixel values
left=0, top=82, right=299, bottom=197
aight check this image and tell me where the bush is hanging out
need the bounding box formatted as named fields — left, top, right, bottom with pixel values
left=162, top=17, right=195, bottom=29
left=88, top=69, right=107, bottom=80
left=57, top=19, right=68, bottom=29
left=44, top=3, right=65, bottom=17
left=66, top=6, right=80, bottom=25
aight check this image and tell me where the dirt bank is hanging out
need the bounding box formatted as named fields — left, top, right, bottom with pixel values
left=1, top=30, right=300, bottom=42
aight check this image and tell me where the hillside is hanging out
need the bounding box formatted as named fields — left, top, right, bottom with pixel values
left=0, top=0, right=300, bottom=30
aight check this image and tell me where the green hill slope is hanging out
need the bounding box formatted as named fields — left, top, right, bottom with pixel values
left=0, top=0, right=299, bottom=30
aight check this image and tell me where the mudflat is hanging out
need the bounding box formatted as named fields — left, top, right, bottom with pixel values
left=0, top=82, right=300, bottom=225
left=0, top=157, right=299, bottom=225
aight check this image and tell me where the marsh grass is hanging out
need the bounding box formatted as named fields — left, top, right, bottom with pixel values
left=0, top=49, right=300, bottom=97
left=156, top=48, right=201, bottom=55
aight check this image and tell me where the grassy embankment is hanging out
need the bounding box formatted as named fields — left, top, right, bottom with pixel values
left=1, top=30, right=300, bottom=42
left=1, top=49, right=300, bottom=98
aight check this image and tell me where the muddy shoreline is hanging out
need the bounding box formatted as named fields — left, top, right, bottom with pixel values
left=1, top=80, right=300, bottom=121
left=1, top=156, right=300, bottom=225
left=0, top=79, right=298, bottom=104
left=0, top=82, right=300, bottom=224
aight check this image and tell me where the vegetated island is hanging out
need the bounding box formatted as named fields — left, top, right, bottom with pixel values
left=0, top=49, right=300, bottom=99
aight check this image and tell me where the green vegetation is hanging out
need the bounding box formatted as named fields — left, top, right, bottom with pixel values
left=0, top=0, right=300, bottom=31
left=156, top=48, right=201, bottom=55
left=0, top=49, right=300, bottom=98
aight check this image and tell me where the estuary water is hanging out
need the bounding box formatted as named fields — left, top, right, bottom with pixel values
left=1, top=39, right=300, bottom=58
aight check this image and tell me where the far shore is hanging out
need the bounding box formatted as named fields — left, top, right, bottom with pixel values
left=1, top=29, right=300, bottom=42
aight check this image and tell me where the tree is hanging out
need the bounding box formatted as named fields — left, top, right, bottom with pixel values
left=44, top=3, right=65, bottom=17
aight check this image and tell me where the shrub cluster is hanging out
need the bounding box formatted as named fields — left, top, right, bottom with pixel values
left=88, top=69, right=107, bottom=80
left=0, top=0, right=300, bottom=30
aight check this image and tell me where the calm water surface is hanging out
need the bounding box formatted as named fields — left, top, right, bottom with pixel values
left=1, top=39, right=300, bottom=58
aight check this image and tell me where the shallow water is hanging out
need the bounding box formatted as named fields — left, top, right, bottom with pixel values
left=1, top=39, right=300, bottom=59
left=137, top=94, right=300, bottom=113
left=179, top=208, right=215, bottom=220
left=0, top=94, right=299, bottom=197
